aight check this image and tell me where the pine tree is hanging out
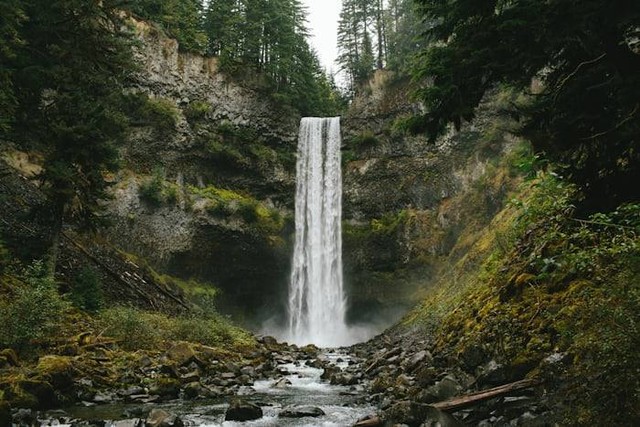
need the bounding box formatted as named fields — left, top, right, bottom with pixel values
left=12, top=0, right=135, bottom=271
left=413, top=0, right=640, bottom=211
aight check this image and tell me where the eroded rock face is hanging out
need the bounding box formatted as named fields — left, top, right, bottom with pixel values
left=103, top=18, right=297, bottom=324
left=341, top=74, right=520, bottom=325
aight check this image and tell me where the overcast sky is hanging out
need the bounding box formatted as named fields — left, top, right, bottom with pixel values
left=302, top=0, right=341, bottom=74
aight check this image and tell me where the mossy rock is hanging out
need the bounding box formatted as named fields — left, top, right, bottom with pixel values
left=17, top=379, right=58, bottom=409
left=35, top=356, right=75, bottom=392
left=0, top=349, right=19, bottom=367
left=149, top=377, right=180, bottom=399
left=165, top=342, right=197, bottom=367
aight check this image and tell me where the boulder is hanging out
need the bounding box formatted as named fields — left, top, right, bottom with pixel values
left=273, top=378, right=292, bottom=388
left=224, top=399, right=263, bottom=422
left=353, top=414, right=384, bottom=426
left=112, top=419, right=143, bottom=427
left=146, top=408, right=184, bottom=427
left=165, top=342, right=197, bottom=367
left=279, top=405, right=325, bottom=418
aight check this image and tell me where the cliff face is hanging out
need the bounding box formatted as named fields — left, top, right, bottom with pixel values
left=102, top=25, right=520, bottom=330
left=104, top=18, right=299, bottom=325
left=341, top=71, right=521, bottom=325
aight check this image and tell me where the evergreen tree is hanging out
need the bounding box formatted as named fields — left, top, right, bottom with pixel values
left=412, top=0, right=640, bottom=211
left=11, top=0, right=135, bottom=271
left=130, top=0, right=207, bottom=53
left=0, top=0, right=26, bottom=133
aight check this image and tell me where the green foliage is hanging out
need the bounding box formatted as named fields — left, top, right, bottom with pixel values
left=0, top=0, right=26, bottom=133
left=412, top=0, right=640, bottom=211
left=407, top=173, right=640, bottom=424
left=0, top=261, right=69, bottom=350
left=8, top=0, right=135, bottom=234
left=139, top=168, right=180, bottom=206
left=189, top=185, right=284, bottom=233
left=204, top=138, right=247, bottom=167
left=203, top=0, right=343, bottom=116
left=348, top=131, right=380, bottom=148
left=184, top=100, right=212, bottom=123
left=98, top=306, right=253, bottom=350
left=129, top=0, right=207, bottom=53
left=137, top=96, right=179, bottom=133
left=69, top=267, right=103, bottom=313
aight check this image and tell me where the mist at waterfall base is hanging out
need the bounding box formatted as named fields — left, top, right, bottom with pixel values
left=264, top=117, right=383, bottom=348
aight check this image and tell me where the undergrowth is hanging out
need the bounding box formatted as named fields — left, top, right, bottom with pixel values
left=404, top=171, right=640, bottom=424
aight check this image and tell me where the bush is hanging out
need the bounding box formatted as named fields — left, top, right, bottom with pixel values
left=184, top=100, right=211, bottom=123
left=69, top=267, right=103, bottom=313
left=139, top=168, right=180, bottom=206
left=123, top=93, right=178, bottom=133
left=0, top=261, right=69, bottom=350
left=97, top=306, right=255, bottom=350
left=97, top=306, right=168, bottom=350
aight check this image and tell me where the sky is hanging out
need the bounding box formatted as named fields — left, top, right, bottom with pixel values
left=302, top=0, right=341, bottom=74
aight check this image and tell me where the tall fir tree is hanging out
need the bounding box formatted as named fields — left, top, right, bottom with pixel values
left=412, top=0, right=640, bottom=211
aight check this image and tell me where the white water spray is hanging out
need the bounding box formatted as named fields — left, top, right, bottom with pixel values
left=287, top=117, right=350, bottom=347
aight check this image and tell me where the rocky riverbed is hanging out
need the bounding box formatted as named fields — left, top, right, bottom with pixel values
left=3, top=330, right=560, bottom=426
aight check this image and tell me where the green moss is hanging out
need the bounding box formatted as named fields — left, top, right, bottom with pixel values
left=189, top=185, right=284, bottom=234
left=403, top=173, right=640, bottom=424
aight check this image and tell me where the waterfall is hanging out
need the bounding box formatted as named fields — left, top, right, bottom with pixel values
left=287, top=117, right=349, bottom=347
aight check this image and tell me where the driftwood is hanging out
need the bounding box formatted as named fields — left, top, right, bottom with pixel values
left=432, top=378, right=542, bottom=412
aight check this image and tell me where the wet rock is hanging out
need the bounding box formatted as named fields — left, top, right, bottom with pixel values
left=331, top=372, right=358, bottom=386
left=259, top=336, right=278, bottom=346
left=179, top=370, right=200, bottom=383
left=404, top=350, right=432, bottom=373
left=119, top=386, right=146, bottom=397
left=93, top=391, right=117, bottom=404
left=146, top=408, right=184, bottom=427
left=12, top=408, right=34, bottom=426
left=321, top=365, right=340, bottom=380
left=273, top=378, right=292, bottom=388
left=418, top=375, right=462, bottom=403
left=112, top=419, right=143, bottom=427
left=279, top=405, right=325, bottom=418
left=225, top=399, right=263, bottom=421
left=149, top=378, right=180, bottom=400
left=240, top=366, right=256, bottom=377
left=460, top=345, right=486, bottom=371
left=220, top=372, right=237, bottom=380
left=183, top=381, right=205, bottom=399
left=477, top=360, right=509, bottom=387
left=19, top=379, right=58, bottom=408
left=354, top=414, right=383, bottom=426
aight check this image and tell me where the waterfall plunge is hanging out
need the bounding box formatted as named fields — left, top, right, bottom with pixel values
left=287, top=117, right=350, bottom=347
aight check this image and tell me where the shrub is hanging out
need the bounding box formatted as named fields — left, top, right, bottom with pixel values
left=124, top=93, right=178, bottom=133
left=143, top=97, right=179, bottom=133
left=139, top=169, right=165, bottom=206
left=97, top=306, right=168, bottom=350
left=184, top=100, right=211, bottom=123
left=69, top=267, right=103, bottom=313
left=0, top=261, right=69, bottom=350
left=139, top=168, right=180, bottom=206
left=348, top=131, right=379, bottom=148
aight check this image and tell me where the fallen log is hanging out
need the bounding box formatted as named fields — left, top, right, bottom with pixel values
left=432, top=378, right=542, bottom=412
